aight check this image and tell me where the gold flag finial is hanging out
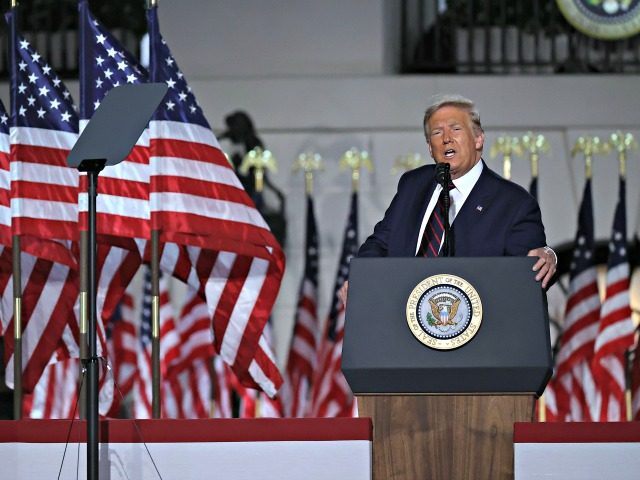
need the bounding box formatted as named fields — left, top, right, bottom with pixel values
left=391, top=153, right=426, bottom=175
left=240, top=147, right=278, bottom=193
left=571, top=136, right=611, bottom=179
left=339, top=148, right=373, bottom=192
left=609, top=131, right=638, bottom=179
left=293, top=151, right=324, bottom=195
left=490, top=135, right=523, bottom=180
left=520, top=132, right=549, bottom=179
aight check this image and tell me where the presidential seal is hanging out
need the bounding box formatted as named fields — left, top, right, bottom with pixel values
left=406, top=274, right=482, bottom=350
left=557, top=0, right=640, bottom=40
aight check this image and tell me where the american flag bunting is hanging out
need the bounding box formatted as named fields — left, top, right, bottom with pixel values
left=283, top=195, right=320, bottom=417
left=3, top=10, right=80, bottom=392
left=310, top=192, right=358, bottom=417
left=548, top=179, right=601, bottom=421
left=147, top=4, right=285, bottom=397
left=79, top=0, right=147, bottom=331
left=592, top=176, right=635, bottom=421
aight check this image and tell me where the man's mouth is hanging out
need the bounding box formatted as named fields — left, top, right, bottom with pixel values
left=444, top=148, right=456, bottom=159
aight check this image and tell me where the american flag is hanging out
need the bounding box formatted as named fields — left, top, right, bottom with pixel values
left=310, top=192, right=358, bottom=417
left=8, top=21, right=79, bottom=267
left=283, top=195, right=320, bottom=417
left=147, top=5, right=285, bottom=397
left=592, top=176, right=635, bottom=421
left=3, top=11, right=81, bottom=393
left=163, top=357, right=212, bottom=419
left=24, top=271, right=215, bottom=419
left=212, top=356, right=233, bottom=418
left=548, top=179, right=601, bottom=421
left=104, top=292, right=137, bottom=415
left=167, top=285, right=215, bottom=375
left=23, top=348, right=117, bottom=418
left=162, top=285, right=214, bottom=418
left=79, top=0, right=146, bottom=329
left=24, top=358, right=78, bottom=419
left=0, top=100, right=11, bottom=337
left=132, top=267, right=180, bottom=418
left=226, top=366, right=258, bottom=418
left=0, top=100, right=10, bottom=252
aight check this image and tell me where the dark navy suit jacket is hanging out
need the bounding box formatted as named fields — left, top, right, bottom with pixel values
left=358, top=161, right=546, bottom=257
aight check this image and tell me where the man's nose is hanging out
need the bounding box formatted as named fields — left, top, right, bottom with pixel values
left=442, top=130, right=451, bottom=143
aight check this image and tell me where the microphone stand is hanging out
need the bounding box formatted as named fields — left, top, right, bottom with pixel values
left=435, top=163, right=453, bottom=257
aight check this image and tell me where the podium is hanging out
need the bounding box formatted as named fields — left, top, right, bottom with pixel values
left=342, top=257, right=552, bottom=480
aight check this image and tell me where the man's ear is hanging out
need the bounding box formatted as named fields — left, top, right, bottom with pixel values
left=475, top=132, right=485, bottom=151
left=427, top=141, right=433, bottom=158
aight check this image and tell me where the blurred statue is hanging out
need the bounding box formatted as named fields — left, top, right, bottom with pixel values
left=220, top=111, right=287, bottom=247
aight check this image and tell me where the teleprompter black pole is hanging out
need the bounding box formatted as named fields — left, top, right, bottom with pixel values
left=66, top=81, right=168, bottom=479
left=79, top=159, right=106, bottom=480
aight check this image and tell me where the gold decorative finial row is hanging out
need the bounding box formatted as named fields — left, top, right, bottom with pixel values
left=490, top=136, right=523, bottom=180
left=339, top=148, right=373, bottom=192
left=571, top=136, right=610, bottom=179
left=293, top=151, right=324, bottom=194
left=609, top=131, right=638, bottom=179
left=520, top=132, right=549, bottom=179
left=240, top=147, right=277, bottom=193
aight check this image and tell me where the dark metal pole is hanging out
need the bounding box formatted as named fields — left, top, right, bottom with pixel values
left=87, top=167, right=99, bottom=480
left=79, top=230, right=88, bottom=420
left=148, top=0, right=162, bottom=419
left=12, top=235, right=22, bottom=420
left=80, top=159, right=105, bottom=480
left=9, top=0, right=22, bottom=422
left=151, top=230, right=161, bottom=418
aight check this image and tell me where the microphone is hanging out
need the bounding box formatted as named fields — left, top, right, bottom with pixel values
left=435, top=162, right=450, bottom=187
left=434, top=163, right=453, bottom=257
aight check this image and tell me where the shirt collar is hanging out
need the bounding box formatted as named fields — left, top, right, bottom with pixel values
left=451, top=159, right=483, bottom=196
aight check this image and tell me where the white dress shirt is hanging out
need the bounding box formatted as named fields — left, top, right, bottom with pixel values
left=415, top=160, right=484, bottom=255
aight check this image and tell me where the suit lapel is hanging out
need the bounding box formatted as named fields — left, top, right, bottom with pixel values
left=407, top=173, right=438, bottom=254
left=452, top=163, right=497, bottom=227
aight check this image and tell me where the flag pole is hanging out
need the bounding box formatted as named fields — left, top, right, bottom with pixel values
left=11, top=236, right=21, bottom=419
left=77, top=0, right=88, bottom=423
left=151, top=229, right=161, bottom=418
left=339, top=148, right=372, bottom=193
left=490, top=136, right=523, bottom=180
left=148, top=0, right=161, bottom=418
left=240, top=147, right=278, bottom=193
left=609, top=131, right=638, bottom=421
left=79, top=230, right=88, bottom=419
left=520, top=132, right=549, bottom=199
left=78, top=2, right=100, bottom=477
left=570, top=135, right=610, bottom=182
left=9, top=0, right=23, bottom=421
left=520, top=132, right=549, bottom=180
left=293, top=151, right=324, bottom=196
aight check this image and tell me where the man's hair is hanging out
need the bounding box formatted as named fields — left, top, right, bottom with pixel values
left=423, top=94, right=483, bottom=142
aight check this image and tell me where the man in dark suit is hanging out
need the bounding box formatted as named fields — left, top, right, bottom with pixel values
left=342, top=94, right=555, bottom=301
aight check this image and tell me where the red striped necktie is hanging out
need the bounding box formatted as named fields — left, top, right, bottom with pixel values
left=418, top=183, right=454, bottom=257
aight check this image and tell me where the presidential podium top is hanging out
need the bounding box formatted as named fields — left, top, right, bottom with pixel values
left=342, top=257, right=553, bottom=395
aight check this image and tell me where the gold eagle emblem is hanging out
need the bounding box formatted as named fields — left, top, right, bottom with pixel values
left=429, top=297, right=460, bottom=326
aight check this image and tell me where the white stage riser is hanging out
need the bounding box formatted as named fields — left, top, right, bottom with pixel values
left=1, top=440, right=371, bottom=480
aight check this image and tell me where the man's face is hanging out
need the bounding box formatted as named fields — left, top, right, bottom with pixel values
left=426, top=105, right=484, bottom=180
